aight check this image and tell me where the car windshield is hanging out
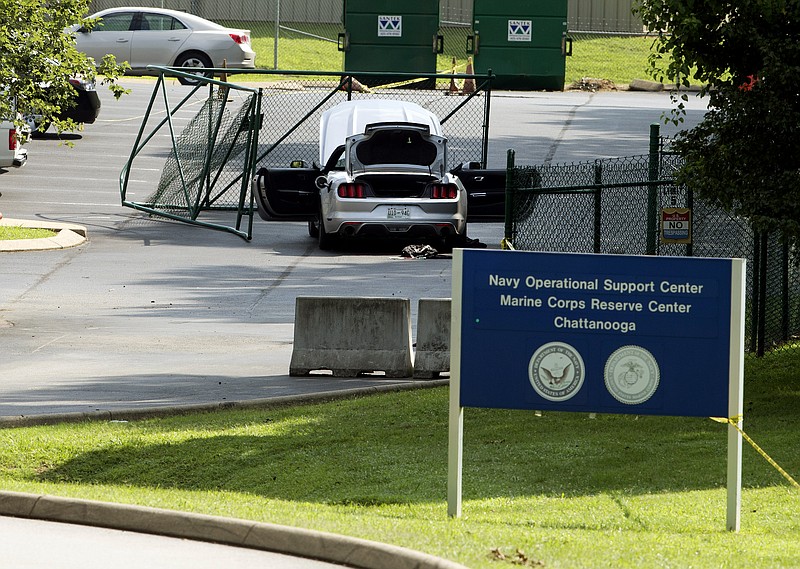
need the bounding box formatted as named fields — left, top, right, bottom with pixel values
left=354, top=128, right=438, bottom=167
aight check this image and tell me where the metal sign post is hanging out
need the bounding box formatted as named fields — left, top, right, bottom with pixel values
left=448, top=249, right=746, bottom=531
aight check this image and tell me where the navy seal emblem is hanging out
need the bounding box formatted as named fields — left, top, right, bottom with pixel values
left=604, top=345, right=660, bottom=405
left=528, top=342, right=585, bottom=402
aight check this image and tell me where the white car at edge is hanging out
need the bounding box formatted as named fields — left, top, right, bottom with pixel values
left=73, top=7, right=256, bottom=85
left=0, top=120, right=27, bottom=170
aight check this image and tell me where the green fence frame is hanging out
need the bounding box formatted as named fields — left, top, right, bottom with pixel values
left=120, top=67, right=263, bottom=240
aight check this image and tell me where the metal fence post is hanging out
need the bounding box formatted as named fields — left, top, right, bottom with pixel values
left=482, top=70, right=493, bottom=168
left=686, top=184, right=694, bottom=257
left=757, top=232, right=768, bottom=357
left=504, top=149, right=516, bottom=246
left=646, top=123, right=660, bottom=255
left=273, top=0, right=280, bottom=69
left=782, top=236, right=790, bottom=343
left=593, top=161, right=602, bottom=253
left=750, top=231, right=761, bottom=354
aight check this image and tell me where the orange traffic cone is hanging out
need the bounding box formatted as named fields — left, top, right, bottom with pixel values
left=462, top=56, right=476, bottom=94
left=447, top=57, right=459, bottom=94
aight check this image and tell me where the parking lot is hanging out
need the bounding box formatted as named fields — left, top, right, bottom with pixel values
left=0, top=78, right=706, bottom=419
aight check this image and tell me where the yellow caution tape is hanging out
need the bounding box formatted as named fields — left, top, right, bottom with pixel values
left=370, top=76, right=432, bottom=90
left=710, top=416, right=800, bottom=489
left=500, top=238, right=515, bottom=250
left=369, top=61, right=471, bottom=91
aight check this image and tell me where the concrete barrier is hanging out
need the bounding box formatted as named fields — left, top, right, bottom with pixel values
left=413, top=298, right=451, bottom=379
left=290, top=296, right=413, bottom=378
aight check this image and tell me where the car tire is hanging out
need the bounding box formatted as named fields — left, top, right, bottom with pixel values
left=25, top=115, right=49, bottom=138
left=443, top=229, right=467, bottom=252
left=307, top=219, right=319, bottom=238
left=174, top=52, right=214, bottom=85
left=31, top=121, right=50, bottom=138
left=317, top=213, right=337, bottom=250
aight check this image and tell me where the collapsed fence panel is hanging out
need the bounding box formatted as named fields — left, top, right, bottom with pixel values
left=120, top=71, right=262, bottom=239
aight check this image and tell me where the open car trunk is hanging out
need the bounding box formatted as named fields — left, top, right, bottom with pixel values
left=347, top=122, right=446, bottom=177
left=354, top=173, right=437, bottom=198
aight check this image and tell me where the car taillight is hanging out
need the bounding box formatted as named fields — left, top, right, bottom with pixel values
left=9, top=128, right=17, bottom=151
left=430, top=183, right=458, bottom=199
left=229, top=33, right=249, bottom=44
left=338, top=183, right=366, bottom=198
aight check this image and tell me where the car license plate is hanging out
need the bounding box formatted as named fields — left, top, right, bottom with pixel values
left=387, top=206, right=411, bottom=220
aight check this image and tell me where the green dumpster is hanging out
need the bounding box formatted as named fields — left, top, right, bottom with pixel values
left=338, top=0, right=442, bottom=89
left=469, top=0, right=570, bottom=91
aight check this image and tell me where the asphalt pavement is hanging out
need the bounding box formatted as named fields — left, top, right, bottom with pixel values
left=0, top=79, right=708, bottom=568
left=0, top=81, right=707, bottom=423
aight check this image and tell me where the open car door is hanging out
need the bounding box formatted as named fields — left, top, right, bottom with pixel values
left=452, top=163, right=507, bottom=222
left=253, top=166, right=320, bottom=221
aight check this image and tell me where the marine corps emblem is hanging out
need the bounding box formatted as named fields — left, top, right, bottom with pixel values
left=604, top=345, right=660, bottom=405
left=528, top=342, right=585, bottom=402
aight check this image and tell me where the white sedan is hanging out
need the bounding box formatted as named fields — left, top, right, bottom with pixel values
left=74, top=7, right=256, bottom=85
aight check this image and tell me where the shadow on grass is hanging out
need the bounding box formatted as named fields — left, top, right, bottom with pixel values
left=34, top=366, right=800, bottom=503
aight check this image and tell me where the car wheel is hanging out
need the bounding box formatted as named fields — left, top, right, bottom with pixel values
left=25, top=116, right=49, bottom=138
left=34, top=121, right=51, bottom=138
left=317, top=213, right=337, bottom=250
left=307, top=219, right=319, bottom=238
left=443, top=230, right=467, bottom=252
left=174, top=52, right=214, bottom=85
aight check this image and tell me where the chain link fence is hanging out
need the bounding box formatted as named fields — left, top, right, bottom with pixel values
left=505, top=146, right=800, bottom=356
left=253, top=71, right=491, bottom=171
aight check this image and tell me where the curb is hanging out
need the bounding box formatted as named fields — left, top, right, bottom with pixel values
left=0, top=379, right=449, bottom=428
left=0, top=217, right=88, bottom=252
left=628, top=79, right=704, bottom=92
left=0, top=490, right=469, bottom=569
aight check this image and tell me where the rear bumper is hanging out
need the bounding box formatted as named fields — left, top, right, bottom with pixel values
left=322, top=196, right=467, bottom=241
left=334, top=221, right=462, bottom=241
left=12, top=148, right=27, bottom=167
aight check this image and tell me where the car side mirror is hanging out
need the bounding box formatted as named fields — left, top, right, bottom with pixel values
left=315, top=176, right=329, bottom=191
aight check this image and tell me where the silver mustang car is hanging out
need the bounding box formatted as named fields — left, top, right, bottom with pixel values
left=73, top=7, right=256, bottom=85
left=254, top=99, right=469, bottom=250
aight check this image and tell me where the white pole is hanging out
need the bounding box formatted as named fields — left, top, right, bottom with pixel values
left=726, top=258, right=746, bottom=532
left=273, top=0, right=280, bottom=70
left=447, top=249, right=465, bottom=518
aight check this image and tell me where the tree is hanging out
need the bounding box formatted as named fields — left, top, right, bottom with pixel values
left=636, top=0, right=800, bottom=238
left=0, top=0, right=128, bottom=135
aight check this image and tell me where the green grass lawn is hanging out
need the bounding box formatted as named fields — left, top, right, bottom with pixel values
left=1, top=345, right=798, bottom=568
left=565, top=35, right=660, bottom=86
left=0, top=226, right=56, bottom=240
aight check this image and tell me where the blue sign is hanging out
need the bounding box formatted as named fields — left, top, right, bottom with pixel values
left=455, top=250, right=743, bottom=417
